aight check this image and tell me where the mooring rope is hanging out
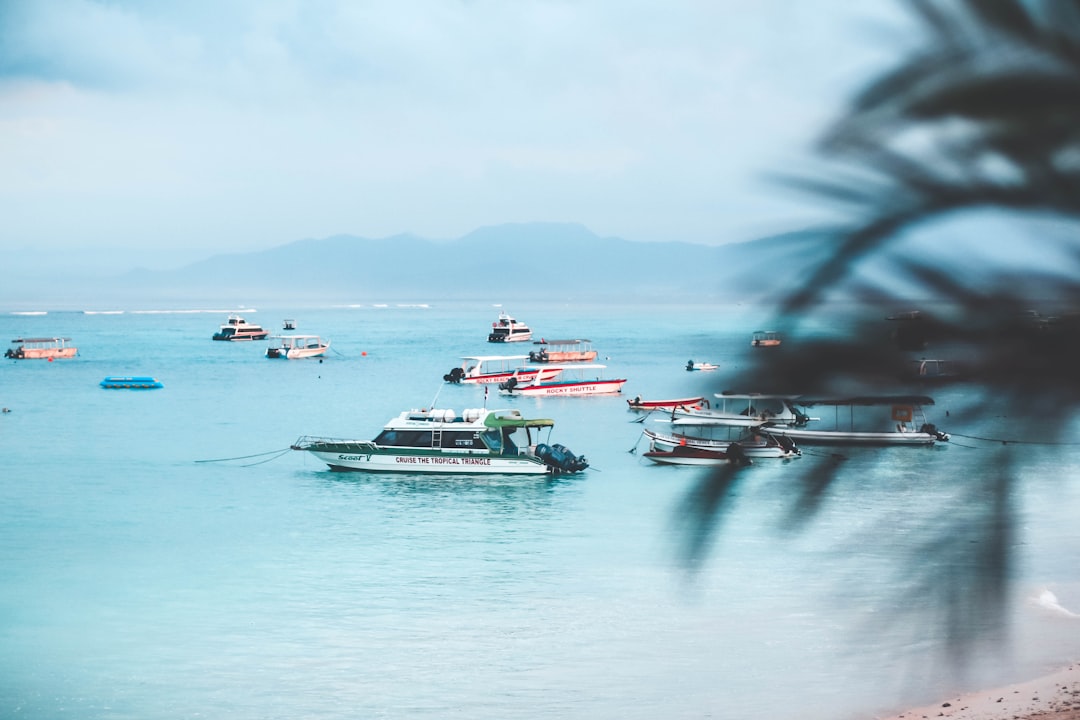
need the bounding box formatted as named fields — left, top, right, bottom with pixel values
left=948, top=433, right=1080, bottom=446
left=195, top=448, right=294, bottom=463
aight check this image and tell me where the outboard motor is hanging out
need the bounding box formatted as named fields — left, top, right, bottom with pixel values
left=774, top=434, right=800, bottom=455
left=919, top=423, right=950, bottom=441
left=535, top=443, right=589, bottom=474
left=499, top=377, right=518, bottom=392
left=727, top=442, right=752, bottom=466
left=443, top=367, right=466, bottom=383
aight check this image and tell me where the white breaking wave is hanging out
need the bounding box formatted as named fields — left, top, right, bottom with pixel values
left=1034, top=588, right=1080, bottom=618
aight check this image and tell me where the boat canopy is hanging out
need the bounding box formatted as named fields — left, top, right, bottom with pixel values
left=793, top=395, right=936, bottom=407
left=11, top=337, right=72, bottom=343
left=483, top=411, right=555, bottom=429
left=534, top=339, right=591, bottom=345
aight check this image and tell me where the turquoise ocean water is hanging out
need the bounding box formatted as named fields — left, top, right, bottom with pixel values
left=2, top=302, right=1079, bottom=720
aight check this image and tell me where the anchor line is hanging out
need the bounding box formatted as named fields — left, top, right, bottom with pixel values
left=195, top=448, right=293, bottom=463
left=948, top=433, right=1080, bottom=446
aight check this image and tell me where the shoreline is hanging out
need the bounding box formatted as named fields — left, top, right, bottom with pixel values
left=876, top=664, right=1080, bottom=720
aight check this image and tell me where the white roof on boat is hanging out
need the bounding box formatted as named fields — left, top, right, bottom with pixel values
left=526, top=363, right=606, bottom=370
left=714, top=393, right=799, bottom=400
left=461, top=355, right=530, bottom=361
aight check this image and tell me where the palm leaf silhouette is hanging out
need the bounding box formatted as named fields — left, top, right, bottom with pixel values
left=679, top=0, right=1080, bottom=668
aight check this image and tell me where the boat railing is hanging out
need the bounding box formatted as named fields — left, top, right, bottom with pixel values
left=291, top=436, right=376, bottom=452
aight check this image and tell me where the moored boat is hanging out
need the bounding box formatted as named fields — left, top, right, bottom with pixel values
left=761, top=395, right=949, bottom=446
left=292, top=407, right=588, bottom=475
left=643, top=426, right=799, bottom=459
left=265, top=335, right=330, bottom=359
left=627, top=395, right=708, bottom=412
left=100, top=376, right=164, bottom=389
left=751, top=330, right=781, bottom=347
left=528, top=339, right=598, bottom=363
left=685, top=360, right=719, bottom=371
left=443, top=355, right=562, bottom=385
left=498, top=363, right=627, bottom=397
left=212, top=315, right=269, bottom=341
left=642, top=443, right=751, bottom=466
left=488, top=312, right=532, bottom=343
left=671, top=393, right=806, bottom=427
left=5, top=337, right=78, bottom=359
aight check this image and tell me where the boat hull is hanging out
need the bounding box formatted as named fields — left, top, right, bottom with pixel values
left=762, top=427, right=939, bottom=446
left=628, top=397, right=706, bottom=411
left=488, top=333, right=532, bottom=343
left=643, top=446, right=733, bottom=466
left=213, top=331, right=269, bottom=341
left=9, top=347, right=78, bottom=359
left=529, top=351, right=598, bottom=363
left=302, top=446, right=552, bottom=474
left=501, top=379, right=626, bottom=396
left=644, top=429, right=798, bottom=459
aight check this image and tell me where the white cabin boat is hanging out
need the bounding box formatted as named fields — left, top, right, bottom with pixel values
left=761, top=395, right=949, bottom=446
left=212, top=315, right=269, bottom=341
left=487, top=312, right=532, bottom=343
left=498, top=363, right=627, bottom=397
left=265, top=335, right=330, bottom=359
left=292, top=407, right=588, bottom=475
left=528, top=339, right=598, bottom=363
left=5, top=337, right=78, bottom=360
left=443, top=355, right=562, bottom=385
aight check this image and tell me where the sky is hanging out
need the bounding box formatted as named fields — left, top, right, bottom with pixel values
left=0, top=1, right=907, bottom=273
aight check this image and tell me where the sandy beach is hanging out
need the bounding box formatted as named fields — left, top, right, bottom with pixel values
left=878, top=665, right=1080, bottom=720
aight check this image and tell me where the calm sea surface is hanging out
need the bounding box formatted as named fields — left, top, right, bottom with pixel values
left=2, top=302, right=1079, bottom=720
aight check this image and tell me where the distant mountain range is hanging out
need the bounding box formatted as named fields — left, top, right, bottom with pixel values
left=5, top=222, right=829, bottom=308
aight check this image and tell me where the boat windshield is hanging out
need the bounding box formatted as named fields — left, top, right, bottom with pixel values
left=481, top=428, right=520, bottom=455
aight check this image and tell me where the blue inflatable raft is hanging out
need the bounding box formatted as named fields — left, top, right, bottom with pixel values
left=100, top=376, right=164, bottom=389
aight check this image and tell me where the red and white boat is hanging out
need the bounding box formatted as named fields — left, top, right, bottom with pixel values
left=498, top=364, right=626, bottom=397
left=487, top=312, right=532, bottom=343
left=627, top=395, right=708, bottom=412
left=642, top=444, right=750, bottom=466
left=443, top=355, right=562, bottom=385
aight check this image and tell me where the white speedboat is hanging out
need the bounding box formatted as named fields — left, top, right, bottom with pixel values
left=498, top=364, right=627, bottom=397
left=292, top=407, right=588, bottom=475
left=265, top=335, right=330, bottom=359
left=5, top=337, right=77, bottom=359
left=761, top=395, right=949, bottom=446
left=488, top=312, right=533, bottom=343
left=443, top=355, right=562, bottom=385
left=212, top=315, right=269, bottom=341
left=685, top=359, right=719, bottom=371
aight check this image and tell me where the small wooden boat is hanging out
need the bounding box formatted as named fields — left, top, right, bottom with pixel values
left=761, top=395, right=949, bottom=446
left=751, top=330, right=781, bottom=347
left=643, top=443, right=751, bottom=466
left=5, top=337, right=78, bottom=360
left=627, top=395, right=708, bottom=412
left=643, top=427, right=799, bottom=459
left=100, top=376, right=163, bottom=389
left=528, top=339, right=598, bottom=363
